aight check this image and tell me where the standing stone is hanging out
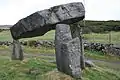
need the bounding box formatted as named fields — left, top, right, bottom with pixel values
left=61, top=37, right=81, bottom=79
left=55, top=24, right=72, bottom=71
left=12, top=39, right=23, bottom=60
left=70, top=24, right=85, bottom=69
left=55, top=24, right=81, bottom=79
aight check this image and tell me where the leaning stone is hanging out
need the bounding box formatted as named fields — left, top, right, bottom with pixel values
left=10, top=2, right=85, bottom=39
left=61, top=37, right=81, bottom=79
left=11, top=39, right=23, bottom=60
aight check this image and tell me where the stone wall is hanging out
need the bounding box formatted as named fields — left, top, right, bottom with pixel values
left=0, top=40, right=54, bottom=47
left=1, top=40, right=120, bottom=56
left=84, top=42, right=120, bottom=56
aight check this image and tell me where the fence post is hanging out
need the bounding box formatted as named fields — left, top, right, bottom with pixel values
left=77, top=24, right=85, bottom=70
left=108, top=31, right=112, bottom=44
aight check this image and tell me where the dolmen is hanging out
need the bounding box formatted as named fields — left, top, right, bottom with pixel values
left=10, top=2, right=85, bottom=79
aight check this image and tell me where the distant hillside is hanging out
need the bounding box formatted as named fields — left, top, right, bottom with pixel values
left=0, top=25, right=12, bottom=29
left=78, top=20, right=120, bottom=33
left=1, top=20, right=120, bottom=32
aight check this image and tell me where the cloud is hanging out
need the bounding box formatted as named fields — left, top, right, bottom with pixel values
left=0, top=0, right=83, bottom=24
left=0, top=0, right=120, bottom=24
left=85, top=0, right=120, bottom=20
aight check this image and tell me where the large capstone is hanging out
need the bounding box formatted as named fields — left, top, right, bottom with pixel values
left=10, top=2, right=85, bottom=40
left=55, top=24, right=81, bottom=79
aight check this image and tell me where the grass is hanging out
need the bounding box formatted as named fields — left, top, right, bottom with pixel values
left=0, top=58, right=56, bottom=80
left=23, top=46, right=55, bottom=54
left=0, top=30, right=12, bottom=41
left=0, top=30, right=120, bottom=80
left=0, top=46, right=120, bottom=80
left=85, top=50, right=120, bottom=61
left=20, top=30, right=55, bottom=41
left=0, top=30, right=55, bottom=41
left=0, top=30, right=120, bottom=44
left=1, top=45, right=119, bottom=61
left=0, top=57, right=119, bottom=80
left=83, top=31, right=120, bottom=44
left=82, top=67, right=120, bottom=80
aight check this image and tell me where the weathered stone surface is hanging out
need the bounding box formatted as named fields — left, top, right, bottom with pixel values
left=84, top=42, right=120, bottom=56
left=70, top=24, right=85, bottom=69
left=10, top=2, right=85, bottom=39
left=55, top=24, right=72, bottom=71
left=55, top=24, right=81, bottom=79
left=61, top=37, right=81, bottom=78
left=12, top=40, right=23, bottom=60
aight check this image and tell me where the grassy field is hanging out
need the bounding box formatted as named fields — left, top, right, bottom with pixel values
left=0, top=46, right=120, bottom=80
left=0, top=30, right=12, bottom=41
left=0, top=30, right=55, bottom=41
left=83, top=31, right=120, bottom=44
left=0, top=30, right=120, bottom=44
left=0, top=30, right=120, bottom=80
left=0, top=47, right=120, bottom=80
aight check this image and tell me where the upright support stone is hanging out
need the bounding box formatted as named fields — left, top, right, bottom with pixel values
left=70, top=24, right=85, bottom=69
left=55, top=24, right=72, bottom=71
left=78, top=24, right=85, bottom=70
left=61, top=37, right=81, bottom=78
left=12, top=39, right=23, bottom=60
left=55, top=24, right=81, bottom=79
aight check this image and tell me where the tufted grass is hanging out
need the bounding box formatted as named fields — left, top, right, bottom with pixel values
left=0, top=46, right=120, bottom=80
left=0, top=57, right=119, bottom=80
left=82, top=67, right=120, bottom=80
left=0, top=57, right=56, bottom=80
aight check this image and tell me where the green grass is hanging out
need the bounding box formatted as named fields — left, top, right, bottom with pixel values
left=0, top=58, right=119, bottom=80
left=0, top=58, right=56, bottom=80
left=23, top=46, right=55, bottom=54
left=85, top=50, right=120, bottom=61
left=0, top=30, right=120, bottom=44
left=83, top=31, right=120, bottom=44
left=0, top=30, right=120, bottom=80
left=0, top=30, right=12, bottom=41
left=0, top=30, right=55, bottom=41
left=82, top=67, right=120, bottom=80
left=0, top=47, right=120, bottom=80
left=20, top=30, right=55, bottom=41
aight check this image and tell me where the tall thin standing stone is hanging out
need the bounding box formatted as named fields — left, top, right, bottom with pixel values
left=70, top=24, right=85, bottom=69
left=55, top=24, right=72, bottom=71
left=61, top=37, right=81, bottom=79
left=12, top=39, right=23, bottom=60
left=55, top=24, right=81, bottom=79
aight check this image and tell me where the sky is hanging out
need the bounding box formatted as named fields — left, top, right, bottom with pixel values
left=0, top=0, right=120, bottom=25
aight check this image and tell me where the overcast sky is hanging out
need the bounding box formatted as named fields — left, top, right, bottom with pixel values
left=0, top=0, right=120, bottom=25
